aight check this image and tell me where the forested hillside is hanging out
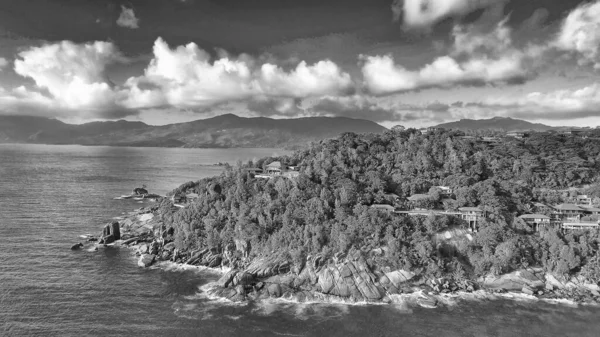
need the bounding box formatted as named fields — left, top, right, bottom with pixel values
left=156, top=128, right=600, bottom=282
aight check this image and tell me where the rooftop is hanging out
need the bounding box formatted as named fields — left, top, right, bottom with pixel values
left=407, top=194, right=431, bottom=201
left=459, top=207, right=483, bottom=212
left=554, top=204, right=584, bottom=211
left=519, top=214, right=550, bottom=220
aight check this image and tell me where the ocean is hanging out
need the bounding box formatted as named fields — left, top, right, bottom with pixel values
left=1, top=144, right=600, bottom=337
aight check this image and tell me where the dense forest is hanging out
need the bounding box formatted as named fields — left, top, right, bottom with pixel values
left=155, top=128, right=600, bottom=283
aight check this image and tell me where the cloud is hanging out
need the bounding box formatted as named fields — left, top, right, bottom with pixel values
left=391, top=0, right=506, bottom=28
left=554, top=0, right=600, bottom=69
left=483, top=83, right=600, bottom=120
left=0, top=57, right=7, bottom=70
left=117, top=5, right=140, bottom=29
left=124, top=37, right=353, bottom=109
left=11, top=40, right=133, bottom=118
left=361, top=19, right=538, bottom=95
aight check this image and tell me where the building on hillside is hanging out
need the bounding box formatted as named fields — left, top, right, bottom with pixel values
left=407, top=194, right=431, bottom=202
left=458, top=207, right=485, bottom=232
left=580, top=205, right=600, bottom=215
left=576, top=195, right=593, bottom=206
left=481, top=137, right=500, bottom=143
left=244, top=168, right=264, bottom=176
left=419, top=127, right=443, bottom=135
left=283, top=171, right=300, bottom=179
left=395, top=209, right=462, bottom=217
left=433, top=186, right=453, bottom=196
left=518, top=214, right=551, bottom=232
left=265, top=161, right=285, bottom=175
left=383, top=193, right=401, bottom=204
left=562, top=221, right=599, bottom=231
left=370, top=204, right=396, bottom=213
left=560, top=129, right=585, bottom=136
left=506, top=131, right=526, bottom=139
left=553, top=204, right=586, bottom=218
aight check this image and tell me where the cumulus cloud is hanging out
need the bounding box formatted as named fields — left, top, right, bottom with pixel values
left=392, top=0, right=506, bottom=28
left=124, top=38, right=353, bottom=109
left=362, top=19, right=538, bottom=95
left=554, top=0, right=600, bottom=69
left=117, top=5, right=139, bottom=29
left=0, top=57, right=7, bottom=70
left=481, top=83, right=600, bottom=120
left=12, top=40, right=133, bottom=118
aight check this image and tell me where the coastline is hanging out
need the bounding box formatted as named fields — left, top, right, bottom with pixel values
left=81, top=202, right=600, bottom=310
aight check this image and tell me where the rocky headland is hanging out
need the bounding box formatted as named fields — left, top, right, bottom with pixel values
left=83, top=202, right=600, bottom=307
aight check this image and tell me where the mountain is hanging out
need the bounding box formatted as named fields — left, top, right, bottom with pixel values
left=435, top=117, right=556, bottom=132
left=0, top=114, right=386, bottom=148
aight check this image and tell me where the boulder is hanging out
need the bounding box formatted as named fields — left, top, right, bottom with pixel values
left=522, top=285, right=535, bottom=296
left=163, top=242, right=176, bottom=252
left=138, top=254, right=155, bottom=268
left=121, top=237, right=139, bottom=245
left=233, top=272, right=255, bottom=286
left=137, top=244, right=149, bottom=255
left=110, top=222, right=121, bottom=240
left=103, top=235, right=115, bottom=245
left=217, top=269, right=239, bottom=288
left=70, top=243, right=84, bottom=250
left=267, top=283, right=282, bottom=297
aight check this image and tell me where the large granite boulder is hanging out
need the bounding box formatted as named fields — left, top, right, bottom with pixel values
left=138, top=254, right=155, bottom=268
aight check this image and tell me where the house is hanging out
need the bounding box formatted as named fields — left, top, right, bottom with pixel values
left=265, top=161, right=285, bottom=175
left=506, top=131, right=526, bottom=139
left=560, top=129, right=585, bottom=136
left=433, top=186, right=453, bottom=196
left=553, top=204, right=586, bottom=218
left=518, top=214, right=551, bottom=232
left=407, top=194, right=431, bottom=202
left=580, top=205, right=600, bottom=215
left=419, top=127, right=443, bottom=135
left=384, top=193, right=401, bottom=203
left=576, top=195, right=593, bottom=206
left=370, top=204, right=396, bottom=213
left=562, top=221, right=599, bottom=231
left=244, top=168, right=263, bottom=176
left=458, top=207, right=485, bottom=232
left=481, top=137, right=500, bottom=143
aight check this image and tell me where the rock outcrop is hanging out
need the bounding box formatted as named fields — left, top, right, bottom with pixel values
left=99, top=221, right=121, bottom=244
left=138, top=254, right=155, bottom=268
left=206, top=251, right=420, bottom=303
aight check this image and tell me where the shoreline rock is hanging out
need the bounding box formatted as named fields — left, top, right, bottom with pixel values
left=93, top=204, right=600, bottom=307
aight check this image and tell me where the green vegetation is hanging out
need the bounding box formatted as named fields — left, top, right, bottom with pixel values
left=158, top=128, right=600, bottom=282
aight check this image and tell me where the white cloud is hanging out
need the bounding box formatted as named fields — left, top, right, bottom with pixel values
left=362, top=19, right=535, bottom=95
left=12, top=40, right=131, bottom=118
left=117, top=6, right=139, bottom=29
left=554, top=0, right=600, bottom=69
left=124, top=37, right=353, bottom=109
left=483, top=83, right=600, bottom=119
left=0, top=57, right=8, bottom=70
left=392, top=0, right=506, bottom=28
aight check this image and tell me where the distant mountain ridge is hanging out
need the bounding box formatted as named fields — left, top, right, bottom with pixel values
left=434, top=117, right=557, bottom=132
left=0, top=114, right=386, bottom=149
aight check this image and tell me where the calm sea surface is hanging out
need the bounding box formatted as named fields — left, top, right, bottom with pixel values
left=1, top=144, right=600, bottom=337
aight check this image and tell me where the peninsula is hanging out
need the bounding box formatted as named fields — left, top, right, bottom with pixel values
left=98, top=127, right=600, bottom=306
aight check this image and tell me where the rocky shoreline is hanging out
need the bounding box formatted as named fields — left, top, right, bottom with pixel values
left=80, top=204, right=600, bottom=308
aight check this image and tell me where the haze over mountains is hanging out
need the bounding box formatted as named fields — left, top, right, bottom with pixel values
left=434, top=117, right=559, bottom=132
left=0, top=114, right=386, bottom=148
left=1, top=114, right=587, bottom=149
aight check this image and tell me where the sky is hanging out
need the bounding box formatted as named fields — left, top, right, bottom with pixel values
left=0, top=0, right=599, bottom=128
